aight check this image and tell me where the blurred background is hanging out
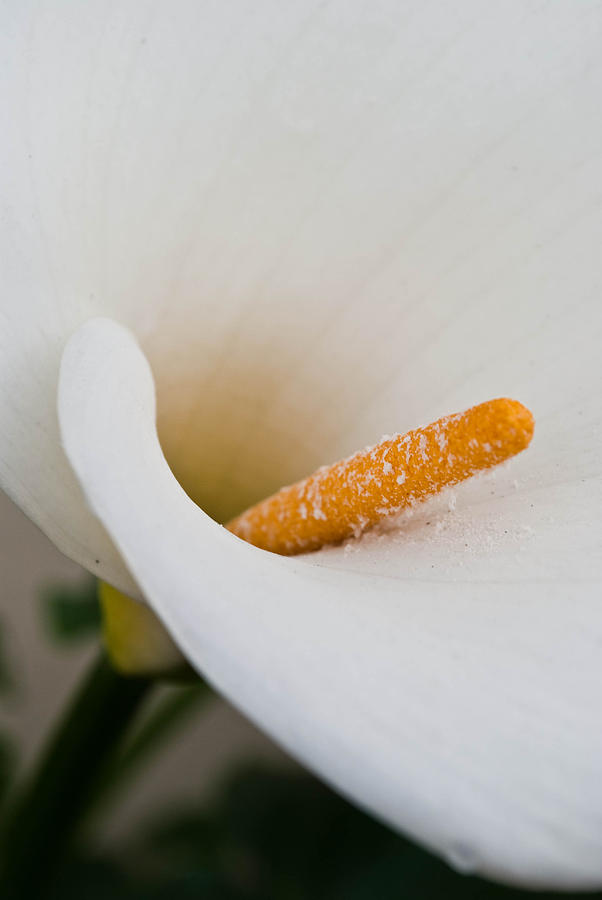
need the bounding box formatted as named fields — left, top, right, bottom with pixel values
left=1, top=490, right=600, bottom=899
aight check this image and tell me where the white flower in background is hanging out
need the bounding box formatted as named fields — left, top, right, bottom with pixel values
left=2, top=1, right=602, bottom=889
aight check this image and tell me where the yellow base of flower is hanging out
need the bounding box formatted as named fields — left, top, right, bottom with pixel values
left=99, top=581, right=190, bottom=678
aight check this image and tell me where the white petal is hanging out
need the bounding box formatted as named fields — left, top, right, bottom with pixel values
left=59, top=317, right=602, bottom=889
left=2, top=2, right=602, bottom=581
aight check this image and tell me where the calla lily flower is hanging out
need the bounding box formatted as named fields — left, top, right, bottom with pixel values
left=2, top=1, right=602, bottom=890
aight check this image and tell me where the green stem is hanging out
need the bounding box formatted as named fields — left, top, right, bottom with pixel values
left=93, top=682, right=210, bottom=815
left=0, top=651, right=152, bottom=898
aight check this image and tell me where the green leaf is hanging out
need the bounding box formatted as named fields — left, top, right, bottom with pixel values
left=41, top=579, right=101, bottom=643
left=0, top=732, right=16, bottom=810
left=92, top=682, right=211, bottom=813
left=141, top=767, right=602, bottom=900
left=0, top=654, right=152, bottom=898
left=0, top=617, right=14, bottom=692
left=18, top=757, right=602, bottom=899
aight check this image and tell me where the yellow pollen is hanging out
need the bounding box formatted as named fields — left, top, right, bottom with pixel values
left=226, top=398, right=534, bottom=555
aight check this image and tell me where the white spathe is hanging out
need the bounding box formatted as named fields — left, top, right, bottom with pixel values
left=1, top=0, right=602, bottom=888
left=60, top=317, right=602, bottom=889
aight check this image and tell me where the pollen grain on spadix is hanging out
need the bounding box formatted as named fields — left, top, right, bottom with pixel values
left=226, top=398, right=534, bottom=556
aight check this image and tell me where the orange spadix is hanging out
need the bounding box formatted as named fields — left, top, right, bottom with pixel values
left=226, top=398, right=534, bottom=555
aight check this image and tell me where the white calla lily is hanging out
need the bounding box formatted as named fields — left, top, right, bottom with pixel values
left=1, top=0, right=602, bottom=889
